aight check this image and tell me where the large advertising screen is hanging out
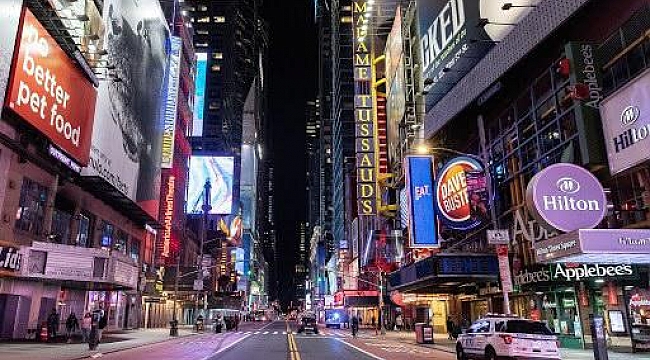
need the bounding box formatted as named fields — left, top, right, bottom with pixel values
left=186, top=156, right=234, bottom=215
left=192, top=52, right=207, bottom=137
left=405, top=156, right=439, bottom=248
left=418, top=0, right=540, bottom=110
left=5, top=8, right=97, bottom=166
left=82, top=0, right=170, bottom=219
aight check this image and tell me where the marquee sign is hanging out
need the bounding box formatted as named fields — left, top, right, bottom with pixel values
left=353, top=0, right=378, bottom=216
left=434, top=156, right=484, bottom=230
left=0, top=243, right=21, bottom=274
left=526, top=163, right=606, bottom=233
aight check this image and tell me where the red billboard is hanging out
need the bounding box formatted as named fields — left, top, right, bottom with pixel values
left=4, top=8, right=96, bottom=165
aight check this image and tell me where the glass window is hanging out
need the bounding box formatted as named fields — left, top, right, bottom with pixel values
left=214, top=16, right=226, bottom=23
left=15, top=178, right=48, bottom=236
left=627, top=43, right=646, bottom=77
left=114, top=229, right=128, bottom=253
left=516, top=90, right=532, bottom=118
left=101, top=222, right=114, bottom=248
left=505, top=320, right=554, bottom=335
left=76, top=214, right=92, bottom=247
left=51, top=209, right=72, bottom=244
left=130, top=239, right=141, bottom=263
left=212, top=52, right=223, bottom=59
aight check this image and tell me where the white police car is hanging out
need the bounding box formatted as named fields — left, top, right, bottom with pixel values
left=456, top=315, right=560, bottom=360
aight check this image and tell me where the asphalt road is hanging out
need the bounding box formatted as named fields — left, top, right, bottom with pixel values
left=210, top=320, right=377, bottom=360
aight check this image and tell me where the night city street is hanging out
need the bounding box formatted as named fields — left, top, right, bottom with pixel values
left=3, top=0, right=650, bottom=359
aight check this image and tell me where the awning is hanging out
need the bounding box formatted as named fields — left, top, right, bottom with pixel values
left=388, top=253, right=498, bottom=294
left=534, top=229, right=650, bottom=264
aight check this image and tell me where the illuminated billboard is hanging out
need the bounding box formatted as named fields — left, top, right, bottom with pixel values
left=161, top=36, right=182, bottom=169
left=82, top=0, right=170, bottom=219
left=187, top=156, right=234, bottom=215
left=405, top=156, right=439, bottom=248
left=192, top=52, right=207, bottom=136
left=418, top=0, right=540, bottom=110
left=5, top=8, right=97, bottom=166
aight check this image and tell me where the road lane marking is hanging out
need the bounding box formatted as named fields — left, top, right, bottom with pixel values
left=263, top=331, right=269, bottom=334
left=283, top=331, right=287, bottom=334
left=254, top=331, right=260, bottom=334
left=199, top=334, right=251, bottom=360
left=335, top=338, right=386, bottom=360
left=273, top=331, right=278, bottom=334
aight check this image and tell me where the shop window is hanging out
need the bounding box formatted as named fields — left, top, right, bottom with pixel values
left=536, top=96, right=557, bottom=129
left=197, top=16, right=210, bottom=23
left=75, top=214, right=92, bottom=247
left=212, top=52, right=223, bottom=59
left=101, top=222, right=114, bottom=248
left=114, top=229, right=128, bottom=253
left=15, top=178, right=48, bottom=236
left=50, top=209, right=72, bottom=244
left=518, top=114, right=535, bottom=140
left=130, top=239, right=140, bottom=263
left=214, top=16, right=226, bottom=23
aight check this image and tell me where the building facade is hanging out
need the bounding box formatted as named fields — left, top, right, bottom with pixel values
left=386, top=0, right=650, bottom=353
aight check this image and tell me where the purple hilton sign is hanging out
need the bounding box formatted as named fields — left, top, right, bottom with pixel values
left=526, top=163, right=606, bottom=233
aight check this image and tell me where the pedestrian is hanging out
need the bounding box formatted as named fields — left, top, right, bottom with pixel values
left=395, top=314, right=403, bottom=332
left=65, top=312, right=79, bottom=343
left=47, top=308, right=59, bottom=341
left=447, top=316, right=456, bottom=340
left=235, top=314, right=240, bottom=331
left=81, top=313, right=92, bottom=343
left=97, top=310, right=108, bottom=342
left=351, top=315, right=359, bottom=338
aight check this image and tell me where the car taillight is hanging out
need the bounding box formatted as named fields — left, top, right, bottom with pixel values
left=556, top=340, right=561, bottom=348
left=499, top=334, right=513, bottom=344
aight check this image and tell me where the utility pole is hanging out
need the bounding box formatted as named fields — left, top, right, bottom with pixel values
left=195, top=180, right=212, bottom=320
left=478, top=114, right=511, bottom=315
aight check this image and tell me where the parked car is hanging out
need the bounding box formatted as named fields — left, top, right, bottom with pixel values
left=456, top=314, right=560, bottom=360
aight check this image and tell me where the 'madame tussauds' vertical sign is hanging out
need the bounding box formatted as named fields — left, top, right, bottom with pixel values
left=353, top=1, right=377, bottom=215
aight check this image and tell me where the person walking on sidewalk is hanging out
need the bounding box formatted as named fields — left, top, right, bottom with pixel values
left=97, top=311, right=108, bottom=342
left=447, top=316, right=456, bottom=340
left=65, top=312, right=79, bottom=343
left=81, top=313, right=92, bottom=343
left=395, top=314, right=404, bottom=332
left=351, top=315, right=359, bottom=338
left=47, top=308, right=60, bottom=341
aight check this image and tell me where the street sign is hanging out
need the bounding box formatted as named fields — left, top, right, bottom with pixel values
left=488, top=230, right=510, bottom=245
left=497, top=245, right=513, bottom=293
left=193, top=279, right=203, bottom=291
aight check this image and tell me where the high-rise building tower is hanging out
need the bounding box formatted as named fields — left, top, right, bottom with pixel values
left=187, top=0, right=261, bottom=154
left=329, top=0, right=354, bottom=262
left=306, top=100, right=321, bottom=236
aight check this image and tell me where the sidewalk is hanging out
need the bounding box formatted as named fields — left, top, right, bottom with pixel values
left=354, top=329, right=650, bottom=360
left=0, top=327, right=197, bottom=360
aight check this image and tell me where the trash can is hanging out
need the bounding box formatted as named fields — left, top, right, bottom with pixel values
left=415, top=323, right=434, bottom=344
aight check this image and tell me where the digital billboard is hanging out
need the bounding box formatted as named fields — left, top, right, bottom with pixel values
left=405, top=156, right=439, bottom=248
left=186, top=156, right=234, bottom=215
left=82, top=0, right=170, bottom=219
left=192, top=52, right=207, bottom=137
left=5, top=8, right=97, bottom=166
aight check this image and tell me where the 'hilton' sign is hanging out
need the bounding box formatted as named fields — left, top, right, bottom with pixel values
left=526, top=163, right=606, bottom=233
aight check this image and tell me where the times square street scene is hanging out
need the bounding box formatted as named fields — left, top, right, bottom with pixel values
left=2, top=0, right=650, bottom=359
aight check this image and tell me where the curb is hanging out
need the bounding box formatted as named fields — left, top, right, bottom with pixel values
left=69, top=332, right=199, bottom=360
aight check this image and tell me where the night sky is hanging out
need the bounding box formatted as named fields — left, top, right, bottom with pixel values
left=263, top=0, right=317, bottom=305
